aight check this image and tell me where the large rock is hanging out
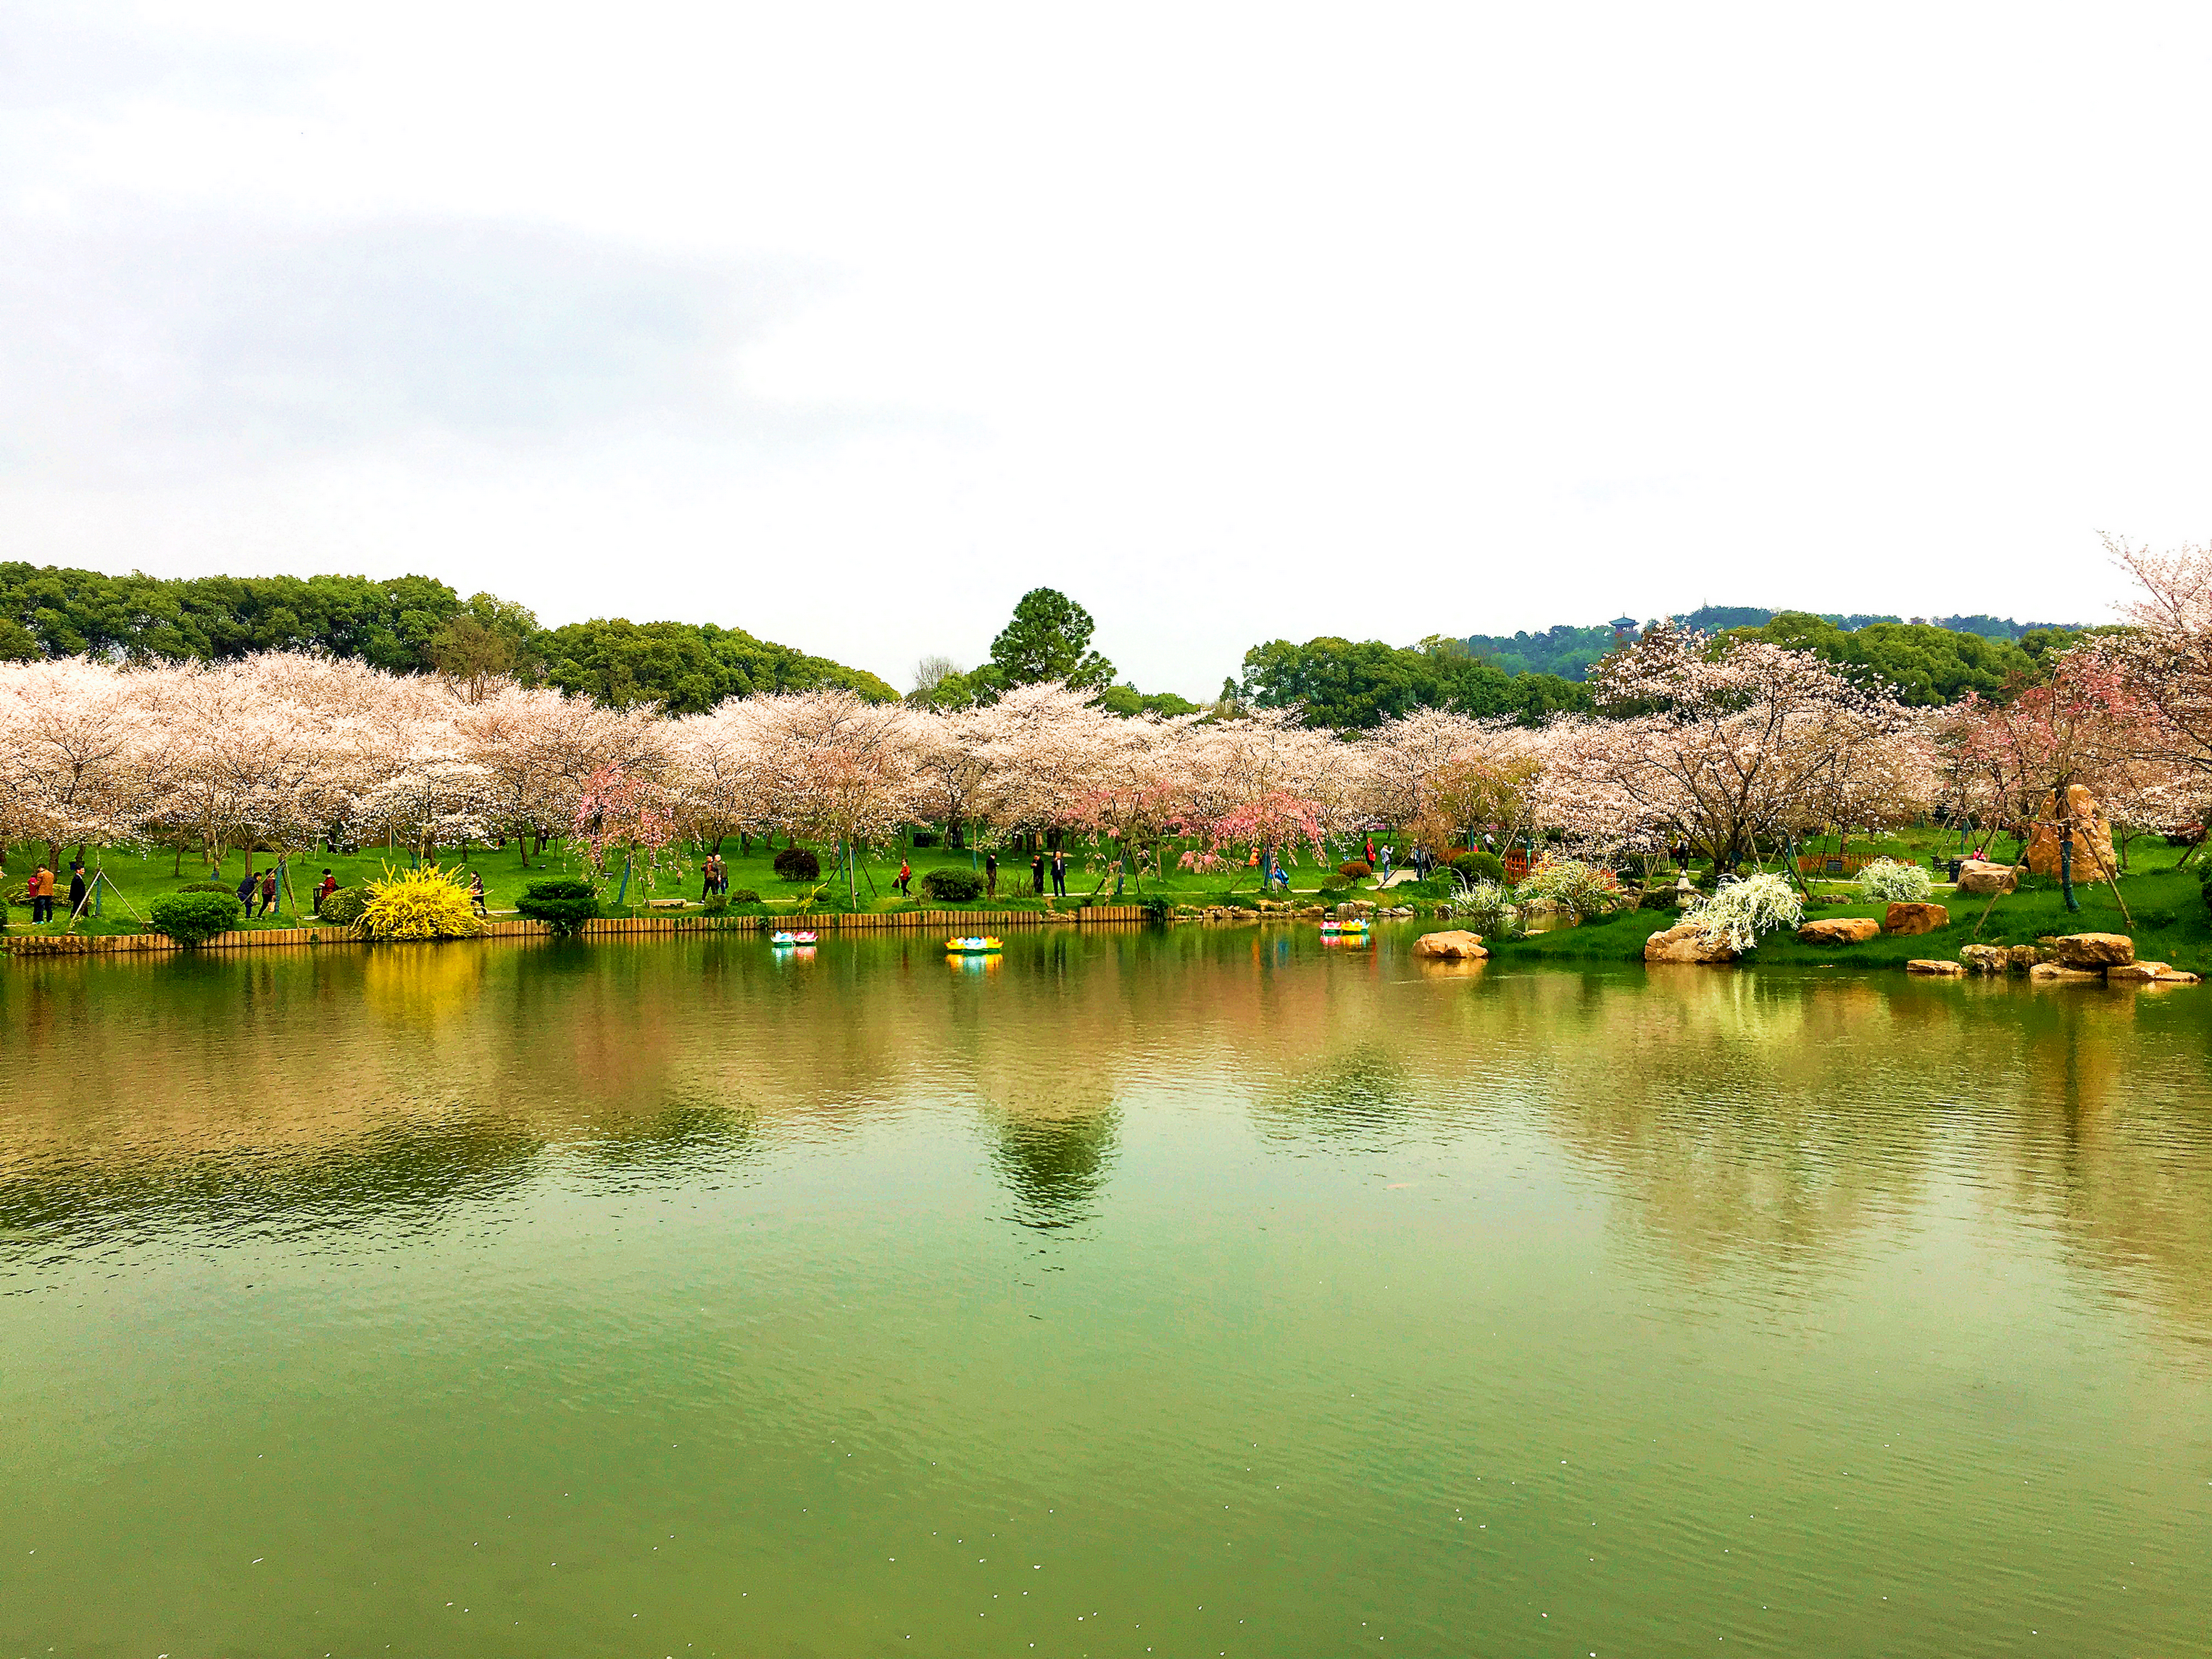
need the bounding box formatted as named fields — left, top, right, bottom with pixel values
left=1958, top=944, right=2012, bottom=976
left=2024, top=785, right=2117, bottom=880
left=1955, top=860, right=2019, bottom=897
left=1797, top=917, right=1881, bottom=945
left=2105, top=960, right=2171, bottom=983
left=1884, top=902, right=1950, bottom=936
left=1644, top=921, right=1737, bottom=964
left=1410, top=929, right=1487, bottom=960
left=2048, top=932, right=2134, bottom=968
left=1905, top=958, right=1964, bottom=977
left=2029, top=962, right=2105, bottom=984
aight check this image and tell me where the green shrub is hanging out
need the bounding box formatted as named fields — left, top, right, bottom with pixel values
left=516, top=876, right=600, bottom=938
left=176, top=881, right=235, bottom=895
left=317, top=885, right=367, bottom=926
left=700, top=891, right=731, bottom=915
left=728, top=886, right=761, bottom=904
left=147, top=891, right=243, bottom=947
left=1451, top=851, right=1505, bottom=885
left=773, top=847, right=821, bottom=881
left=1337, top=860, right=1373, bottom=882
left=1518, top=857, right=1630, bottom=923
left=922, top=866, right=985, bottom=902
left=1444, top=876, right=1523, bottom=939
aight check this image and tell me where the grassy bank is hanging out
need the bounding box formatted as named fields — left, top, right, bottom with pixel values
left=1493, top=868, right=2212, bottom=975
left=2, top=836, right=1425, bottom=939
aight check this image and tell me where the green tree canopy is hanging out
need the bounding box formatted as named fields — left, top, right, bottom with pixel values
left=538, top=618, right=897, bottom=712
left=1239, top=636, right=1592, bottom=729
left=988, top=589, right=1115, bottom=690
left=1729, top=611, right=2048, bottom=705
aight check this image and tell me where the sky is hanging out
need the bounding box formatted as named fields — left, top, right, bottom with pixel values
left=5, top=3, right=2211, bottom=697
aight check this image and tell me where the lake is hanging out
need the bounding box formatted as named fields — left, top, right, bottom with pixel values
left=2, top=926, right=2208, bottom=1656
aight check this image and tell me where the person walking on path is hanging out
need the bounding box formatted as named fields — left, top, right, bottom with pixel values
left=895, top=859, right=912, bottom=897
left=1031, top=850, right=1045, bottom=895
left=30, top=864, right=54, bottom=924
left=1051, top=848, right=1067, bottom=897
left=985, top=851, right=998, bottom=899
left=259, top=868, right=280, bottom=916
left=467, top=870, right=488, bottom=915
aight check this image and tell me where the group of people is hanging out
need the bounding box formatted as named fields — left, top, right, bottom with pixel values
left=976, top=847, right=1070, bottom=899
left=21, top=860, right=88, bottom=924
left=699, top=852, right=731, bottom=900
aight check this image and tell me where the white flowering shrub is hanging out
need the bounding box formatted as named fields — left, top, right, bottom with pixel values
left=1515, top=857, right=1628, bottom=922
left=1444, top=877, right=1523, bottom=939
left=1684, top=873, right=1803, bottom=952
left=1853, top=857, right=1934, bottom=903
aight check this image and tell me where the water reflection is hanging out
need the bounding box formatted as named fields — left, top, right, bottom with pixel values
left=2, top=932, right=2210, bottom=1340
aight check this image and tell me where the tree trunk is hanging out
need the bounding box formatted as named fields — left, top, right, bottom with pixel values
left=2060, top=828, right=2079, bottom=912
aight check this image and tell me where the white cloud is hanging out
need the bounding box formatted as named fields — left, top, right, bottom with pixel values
left=6, top=1, right=2211, bottom=692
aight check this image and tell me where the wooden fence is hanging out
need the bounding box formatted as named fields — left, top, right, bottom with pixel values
left=3, top=905, right=1150, bottom=959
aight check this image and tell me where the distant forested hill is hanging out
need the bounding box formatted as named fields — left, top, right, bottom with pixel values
left=1462, top=605, right=2085, bottom=683
left=0, top=563, right=897, bottom=708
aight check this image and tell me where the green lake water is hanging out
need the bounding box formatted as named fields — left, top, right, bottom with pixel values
left=1, top=927, right=2208, bottom=1656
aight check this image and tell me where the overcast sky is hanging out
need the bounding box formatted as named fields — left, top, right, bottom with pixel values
left=6, top=4, right=2209, bottom=695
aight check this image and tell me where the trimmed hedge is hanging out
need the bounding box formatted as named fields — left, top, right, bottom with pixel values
left=921, top=866, right=985, bottom=902
left=1450, top=851, right=1505, bottom=885
left=147, top=891, right=242, bottom=946
left=728, top=887, right=761, bottom=904
left=317, top=885, right=368, bottom=926
left=1337, top=860, right=1373, bottom=881
left=773, top=847, right=821, bottom=881
left=515, top=877, right=599, bottom=938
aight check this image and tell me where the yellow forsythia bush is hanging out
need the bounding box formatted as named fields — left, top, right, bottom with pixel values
left=355, top=863, right=485, bottom=941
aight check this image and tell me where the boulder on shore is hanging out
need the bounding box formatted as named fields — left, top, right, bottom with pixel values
left=2008, top=944, right=2045, bottom=972
left=1797, top=917, right=1881, bottom=945
left=2029, top=961, right=2105, bottom=984
left=1410, top=929, right=1488, bottom=961
left=1906, top=959, right=1964, bottom=977
left=1884, top=902, right=1950, bottom=936
left=2105, top=960, right=2171, bottom=983
left=1955, top=860, right=2019, bottom=897
left=2048, top=932, right=2134, bottom=968
left=1958, top=944, right=2012, bottom=976
left=1644, top=921, right=1737, bottom=964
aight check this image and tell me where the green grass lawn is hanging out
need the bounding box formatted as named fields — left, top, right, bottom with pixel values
left=1496, top=866, right=2212, bottom=974
left=1, top=834, right=1408, bottom=936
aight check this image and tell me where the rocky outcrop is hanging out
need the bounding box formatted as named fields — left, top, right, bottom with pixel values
left=1796, top=917, right=1881, bottom=945
left=1410, top=929, right=1487, bottom=960
left=1955, top=860, right=2019, bottom=896
left=1958, top=944, right=2013, bottom=976
left=1644, top=921, right=1737, bottom=963
left=2047, top=932, right=2134, bottom=968
left=1906, top=958, right=1964, bottom=976
left=2029, top=962, right=2105, bottom=984
left=1884, top=902, right=1950, bottom=936
left=2008, top=944, right=2045, bottom=972
left=2025, top=785, right=2117, bottom=880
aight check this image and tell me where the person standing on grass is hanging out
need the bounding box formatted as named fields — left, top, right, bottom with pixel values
left=260, top=868, right=280, bottom=916
left=236, top=868, right=257, bottom=912
left=30, top=864, right=53, bottom=924
left=468, top=870, right=488, bottom=915
left=1052, top=848, right=1067, bottom=897
left=1364, top=833, right=1376, bottom=868
left=985, top=851, right=998, bottom=899
left=1031, top=849, right=1044, bottom=894
left=315, top=870, right=336, bottom=915
left=67, top=861, right=88, bottom=920
left=896, top=858, right=912, bottom=897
